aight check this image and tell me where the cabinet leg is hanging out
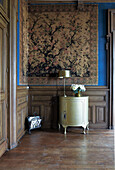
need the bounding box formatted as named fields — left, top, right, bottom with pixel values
left=83, top=127, right=86, bottom=134
left=86, top=124, right=89, bottom=131
left=64, top=127, right=67, bottom=135
left=58, top=124, right=61, bottom=131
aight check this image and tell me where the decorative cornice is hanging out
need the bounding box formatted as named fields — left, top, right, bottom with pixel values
left=28, top=0, right=115, bottom=4
left=0, top=4, right=9, bottom=23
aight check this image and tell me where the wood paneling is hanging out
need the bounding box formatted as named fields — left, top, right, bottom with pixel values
left=17, top=86, right=28, bottom=141
left=0, top=0, right=8, bottom=13
left=29, top=94, right=57, bottom=129
left=85, top=87, right=108, bottom=128
left=0, top=1, right=8, bottom=16
left=28, top=86, right=109, bottom=129
left=0, top=2, right=9, bottom=157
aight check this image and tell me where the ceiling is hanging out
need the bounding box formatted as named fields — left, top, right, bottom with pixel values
left=28, top=0, right=115, bottom=3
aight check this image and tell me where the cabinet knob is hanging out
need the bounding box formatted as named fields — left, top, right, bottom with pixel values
left=64, top=114, right=66, bottom=119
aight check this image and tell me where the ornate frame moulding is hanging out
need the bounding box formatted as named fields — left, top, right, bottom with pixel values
left=0, top=0, right=8, bottom=15
left=19, top=3, right=98, bottom=85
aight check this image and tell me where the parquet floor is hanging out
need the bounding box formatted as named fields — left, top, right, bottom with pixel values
left=0, top=129, right=114, bottom=170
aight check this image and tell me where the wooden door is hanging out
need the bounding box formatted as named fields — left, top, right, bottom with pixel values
left=0, top=2, right=9, bottom=157
left=107, top=10, right=115, bottom=129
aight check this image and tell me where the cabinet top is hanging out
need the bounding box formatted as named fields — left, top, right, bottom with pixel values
left=59, top=96, right=89, bottom=99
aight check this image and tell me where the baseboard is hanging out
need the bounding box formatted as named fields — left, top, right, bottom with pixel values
left=9, top=142, right=18, bottom=150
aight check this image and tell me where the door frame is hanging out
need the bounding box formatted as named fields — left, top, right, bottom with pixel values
left=8, top=0, right=17, bottom=149
left=107, top=9, right=115, bottom=129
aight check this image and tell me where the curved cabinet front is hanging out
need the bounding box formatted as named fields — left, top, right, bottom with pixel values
left=59, top=96, right=89, bottom=134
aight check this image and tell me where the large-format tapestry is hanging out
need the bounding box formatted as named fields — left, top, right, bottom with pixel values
left=19, top=3, right=98, bottom=85
left=19, top=0, right=28, bottom=84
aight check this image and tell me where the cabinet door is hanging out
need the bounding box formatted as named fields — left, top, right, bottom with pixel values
left=66, top=100, right=83, bottom=125
left=59, top=98, right=66, bottom=125
left=0, top=12, right=8, bottom=157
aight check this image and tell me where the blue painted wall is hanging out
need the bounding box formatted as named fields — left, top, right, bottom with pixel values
left=98, top=3, right=115, bottom=85
left=17, top=2, right=115, bottom=86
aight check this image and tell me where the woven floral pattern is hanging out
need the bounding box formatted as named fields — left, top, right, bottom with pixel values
left=19, top=3, right=98, bottom=85
left=19, top=0, right=29, bottom=84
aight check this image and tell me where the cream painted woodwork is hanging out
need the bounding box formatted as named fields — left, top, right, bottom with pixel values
left=17, top=86, right=28, bottom=141
left=59, top=96, right=89, bottom=134
left=0, top=3, right=9, bottom=157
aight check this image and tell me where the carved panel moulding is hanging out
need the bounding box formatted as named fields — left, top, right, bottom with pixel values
left=0, top=0, right=8, bottom=15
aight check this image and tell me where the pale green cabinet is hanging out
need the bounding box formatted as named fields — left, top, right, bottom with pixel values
left=59, top=96, right=89, bottom=134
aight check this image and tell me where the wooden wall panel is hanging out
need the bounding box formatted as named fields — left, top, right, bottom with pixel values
left=96, top=106, right=106, bottom=123
left=30, top=94, right=56, bottom=129
left=0, top=2, right=9, bottom=157
left=0, top=0, right=8, bottom=15
left=28, top=86, right=109, bottom=129
left=88, top=106, right=93, bottom=124
left=17, top=86, right=28, bottom=141
left=0, top=102, right=3, bottom=141
left=17, top=111, right=22, bottom=135
left=85, top=87, right=108, bottom=129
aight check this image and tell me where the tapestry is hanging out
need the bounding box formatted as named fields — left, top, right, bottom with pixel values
left=19, top=3, right=98, bottom=85
left=19, top=0, right=28, bottom=84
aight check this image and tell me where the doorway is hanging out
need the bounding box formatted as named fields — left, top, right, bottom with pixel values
left=107, top=9, right=115, bottom=129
